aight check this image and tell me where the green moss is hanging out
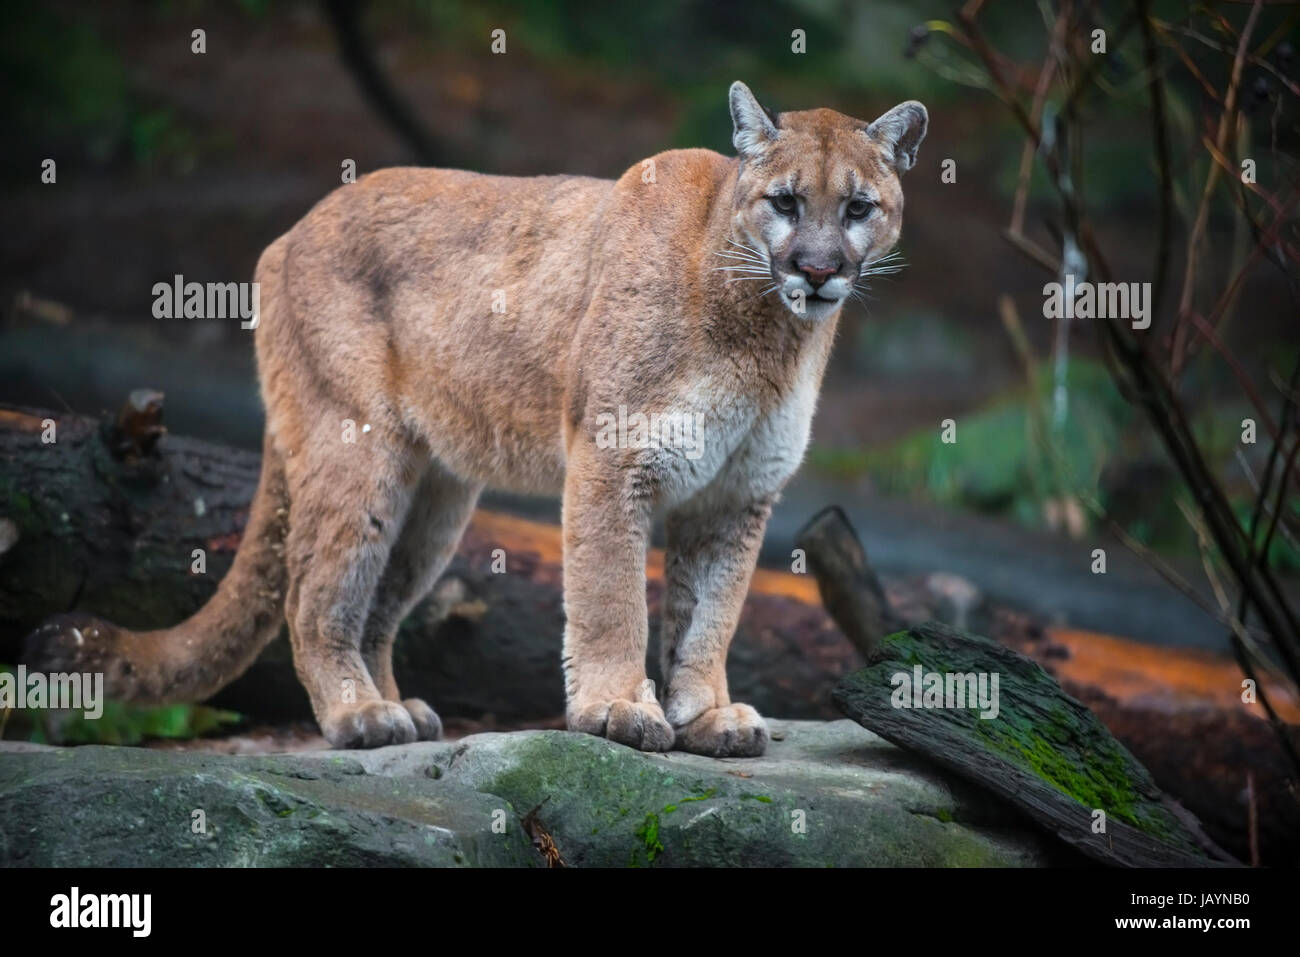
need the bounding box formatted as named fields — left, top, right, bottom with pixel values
left=679, top=787, right=717, bottom=803
left=634, top=812, right=665, bottom=864
left=487, top=736, right=684, bottom=844
left=479, top=729, right=1047, bottom=867
left=972, top=705, right=1154, bottom=832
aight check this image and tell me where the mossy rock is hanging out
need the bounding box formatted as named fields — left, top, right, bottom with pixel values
left=0, top=721, right=1073, bottom=867
left=0, top=745, right=537, bottom=867
left=832, top=622, right=1236, bottom=867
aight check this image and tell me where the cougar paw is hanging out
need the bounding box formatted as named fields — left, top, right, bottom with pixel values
left=321, top=700, right=418, bottom=749
left=674, top=703, right=769, bottom=757
left=401, top=697, right=443, bottom=741
left=568, top=681, right=675, bottom=752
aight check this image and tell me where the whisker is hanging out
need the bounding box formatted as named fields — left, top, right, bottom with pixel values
left=858, top=251, right=907, bottom=279
left=714, top=240, right=773, bottom=293
left=726, top=240, right=770, bottom=264
left=713, top=251, right=768, bottom=265
left=741, top=282, right=781, bottom=304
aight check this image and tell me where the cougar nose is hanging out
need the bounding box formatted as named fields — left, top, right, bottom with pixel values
left=797, top=261, right=839, bottom=287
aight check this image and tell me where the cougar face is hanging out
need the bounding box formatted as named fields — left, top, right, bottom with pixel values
left=727, top=82, right=928, bottom=321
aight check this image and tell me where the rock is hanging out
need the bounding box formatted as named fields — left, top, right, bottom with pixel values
left=0, top=720, right=1070, bottom=867
left=0, top=743, right=536, bottom=867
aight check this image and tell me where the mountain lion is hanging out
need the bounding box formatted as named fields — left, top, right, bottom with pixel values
left=28, top=82, right=927, bottom=756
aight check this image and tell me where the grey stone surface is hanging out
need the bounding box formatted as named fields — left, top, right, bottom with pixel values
left=0, top=720, right=1066, bottom=867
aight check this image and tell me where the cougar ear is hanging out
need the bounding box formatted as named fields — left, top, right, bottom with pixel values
left=866, top=101, right=929, bottom=173
left=729, top=81, right=780, bottom=160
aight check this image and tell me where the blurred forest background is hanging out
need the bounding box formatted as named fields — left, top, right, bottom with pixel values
left=2, top=0, right=1300, bottom=862
left=3, top=0, right=1295, bottom=588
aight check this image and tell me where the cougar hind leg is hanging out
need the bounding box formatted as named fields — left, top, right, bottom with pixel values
left=360, top=460, right=482, bottom=741
left=281, top=415, right=426, bottom=749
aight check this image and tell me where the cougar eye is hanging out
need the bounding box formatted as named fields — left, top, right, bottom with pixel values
left=846, top=199, right=875, bottom=220
left=768, top=193, right=797, bottom=216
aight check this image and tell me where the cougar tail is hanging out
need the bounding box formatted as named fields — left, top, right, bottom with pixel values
left=23, top=434, right=291, bottom=705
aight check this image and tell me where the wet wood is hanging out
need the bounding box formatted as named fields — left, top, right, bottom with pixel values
left=833, top=622, right=1238, bottom=867
left=795, top=505, right=905, bottom=658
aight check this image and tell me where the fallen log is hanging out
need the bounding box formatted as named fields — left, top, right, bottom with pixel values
left=800, top=504, right=1237, bottom=863
left=0, top=401, right=855, bottom=723
left=795, top=506, right=906, bottom=659
left=796, top=488, right=1300, bottom=867
left=833, top=622, right=1238, bottom=867
left=800, top=510, right=1241, bottom=866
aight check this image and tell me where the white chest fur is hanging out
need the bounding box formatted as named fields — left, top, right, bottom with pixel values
left=648, top=353, right=822, bottom=511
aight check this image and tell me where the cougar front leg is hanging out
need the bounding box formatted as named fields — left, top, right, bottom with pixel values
left=561, top=440, right=674, bottom=752
left=660, top=493, right=775, bottom=757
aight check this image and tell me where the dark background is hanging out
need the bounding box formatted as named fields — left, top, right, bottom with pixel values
left=1, top=1, right=1296, bottom=646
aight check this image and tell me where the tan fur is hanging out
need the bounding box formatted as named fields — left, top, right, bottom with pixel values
left=27, top=84, right=926, bottom=755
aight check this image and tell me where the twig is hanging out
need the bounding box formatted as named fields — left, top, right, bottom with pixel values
left=948, top=0, right=1300, bottom=778
left=1156, top=18, right=1300, bottom=98
left=319, top=0, right=452, bottom=167
left=1236, top=448, right=1300, bottom=555
left=1009, top=9, right=1067, bottom=237
left=1138, top=1, right=1173, bottom=327
left=1170, top=0, right=1263, bottom=376
left=1186, top=311, right=1281, bottom=441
